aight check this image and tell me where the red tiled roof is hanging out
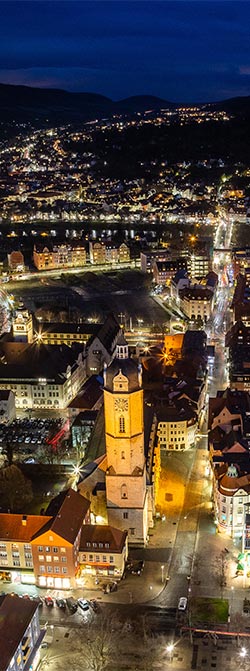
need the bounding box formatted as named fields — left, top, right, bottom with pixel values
left=79, top=524, right=127, bottom=554
left=0, top=514, right=52, bottom=543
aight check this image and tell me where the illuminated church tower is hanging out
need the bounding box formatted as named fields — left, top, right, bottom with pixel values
left=12, top=304, right=33, bottom=343
left=104, top=335, right=148, bottom=545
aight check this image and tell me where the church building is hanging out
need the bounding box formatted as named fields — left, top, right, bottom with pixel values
left=78, top=335, right=160, bottom=546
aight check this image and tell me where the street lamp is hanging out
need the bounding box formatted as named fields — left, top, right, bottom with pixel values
left=240, top=647, right=247, bottom=658
left=161, top=565, right=164, bottom=584
left=166, top=643, right=174, bottom=662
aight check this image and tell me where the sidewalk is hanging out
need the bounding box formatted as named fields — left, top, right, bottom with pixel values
left=75, top=515, right=178, bottom=605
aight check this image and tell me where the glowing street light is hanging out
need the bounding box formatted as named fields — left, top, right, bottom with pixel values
left=240, top=647, right=247, bottom=658
left=161, top=565, right=164, bottom=583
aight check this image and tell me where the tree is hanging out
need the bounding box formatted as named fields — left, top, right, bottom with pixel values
left=0, top=465, right=33, bottom=512
left=4, top=441, right=13, bottom=466
left=212, top=549, right=229, bottom=597
left=57, top=614, right=121, bottom=671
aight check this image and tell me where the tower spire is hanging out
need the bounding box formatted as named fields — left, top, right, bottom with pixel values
left=116, top=333, right=129, bottom=360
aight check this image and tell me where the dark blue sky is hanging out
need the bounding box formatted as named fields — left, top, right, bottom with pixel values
left=1, top=0, right=250, bottom=102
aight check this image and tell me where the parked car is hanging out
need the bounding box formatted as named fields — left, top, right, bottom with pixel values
left=130, top=560, right=144, bottom=575
left=56, top=598, right=66, bottom=609
left=90, top=599, right=101, bottom=613
left=102, top=581, right=118, bottom=594
left=44, top=595, right=54, bottom=607
left=178, top=597, right=187, bottom=611
left=66, top=597, right=78, bottom=614
left=78, top=598, right=90, bottom=612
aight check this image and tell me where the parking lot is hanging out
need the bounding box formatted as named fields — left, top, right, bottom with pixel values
left=0, top=417, right=65, bottom=463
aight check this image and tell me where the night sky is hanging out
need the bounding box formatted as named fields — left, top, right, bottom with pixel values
left=1, top=0, right=250, bottom=102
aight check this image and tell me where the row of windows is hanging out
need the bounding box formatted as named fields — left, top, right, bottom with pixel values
left=38, top=546, right=66, bottom=553
left=0, top=543, right=31, bottom=551
left=85, top=542, right=110, bottom=549
left=40, top=566, right=68, bottom=574
left=81, top=555, right=114, bottom=563
left=39, top=555, right=67, bottom=563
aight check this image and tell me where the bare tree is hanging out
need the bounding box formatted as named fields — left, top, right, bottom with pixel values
left=67, top=614, right=121, bottom=671
left=212, top=549, right=229, bottom=597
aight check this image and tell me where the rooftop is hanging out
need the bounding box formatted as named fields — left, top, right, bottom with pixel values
left=0, top=595, right=39, bottom=671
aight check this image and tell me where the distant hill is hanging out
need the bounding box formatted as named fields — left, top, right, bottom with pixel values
left=0, top=82, right=250, bottom=128
left=211, top=95, right=250, bottom=116
left=0, top=83, right=172, bottom=125
left=116, top=95, right=174, bottom=113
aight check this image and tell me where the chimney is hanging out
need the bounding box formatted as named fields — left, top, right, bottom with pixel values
left=22, top=515, right=27, bottom=526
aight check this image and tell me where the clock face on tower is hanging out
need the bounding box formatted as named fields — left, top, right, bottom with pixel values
left=114, top=398, right=128, bottom=413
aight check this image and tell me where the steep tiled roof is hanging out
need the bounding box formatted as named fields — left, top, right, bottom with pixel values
left=0, top=513, right=52, bottom=542
left=79, top=524, right=127, bottom=553
left=45, top=488, right=90, bottom=545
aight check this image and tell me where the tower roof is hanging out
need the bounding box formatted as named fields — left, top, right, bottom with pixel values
left=104, top=356, right=141, bottom=392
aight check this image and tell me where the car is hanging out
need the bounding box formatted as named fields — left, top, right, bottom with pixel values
left=66, top=597, right=78, bottom=614
left=89, top=599, right=101, bottom=613
left=25, top=436, right=31, bottom=444
left=41, top=641, right=48, bottom=649
left=78, top=598, right=90, bottom=612
left=56, top=598, right=66, bottom=609
left=102, top=581, right=118, bottom=594
left=178, top=597, right=187, bottom=611
left=130, top=560, right=144, bottom=575
left=23, top=457, right=35, bottom=464
left=44, top=595, right=54, bottom=607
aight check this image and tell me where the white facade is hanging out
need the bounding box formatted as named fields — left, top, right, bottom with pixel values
left=0, top=390, right=16, bottom=423
left=157, top=417, right=197, bottom=451
left=214, top=478, right=249, bottom=539
left=0, top=354, right=86, bottom=410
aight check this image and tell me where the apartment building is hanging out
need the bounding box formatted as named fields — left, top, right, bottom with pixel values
left=0, top=595, right=43, bottom=671
left=156, top=402, right=197, bottom=451
left=33, top=243, right=86, bottom=271
left=89, top=241, right=130, bottom=265
left=0, top=489, right=90, bottom=589
left=78, top=524, right=128, bottom=579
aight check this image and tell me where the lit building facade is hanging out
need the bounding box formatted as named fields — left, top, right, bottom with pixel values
left=104, top=338, right=148, bottom=545
left=33, top=243, right=86, bottom=271
left=0, top=490, right=90, bottom=589
left=0, top=342, right=86, bottom=410
left=78, top=524, right=128, bottom=579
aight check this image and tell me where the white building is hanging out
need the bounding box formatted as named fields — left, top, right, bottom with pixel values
left=157, top=404, right=197, bottom=451
left=0, top=342, right=85, bottom=410
left=0, top=390, right=16, bottom=423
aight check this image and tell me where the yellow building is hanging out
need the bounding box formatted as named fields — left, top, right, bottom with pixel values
left=33, top=243, right=86, bottom=271
left=104, top=336, right=148, bottom=545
